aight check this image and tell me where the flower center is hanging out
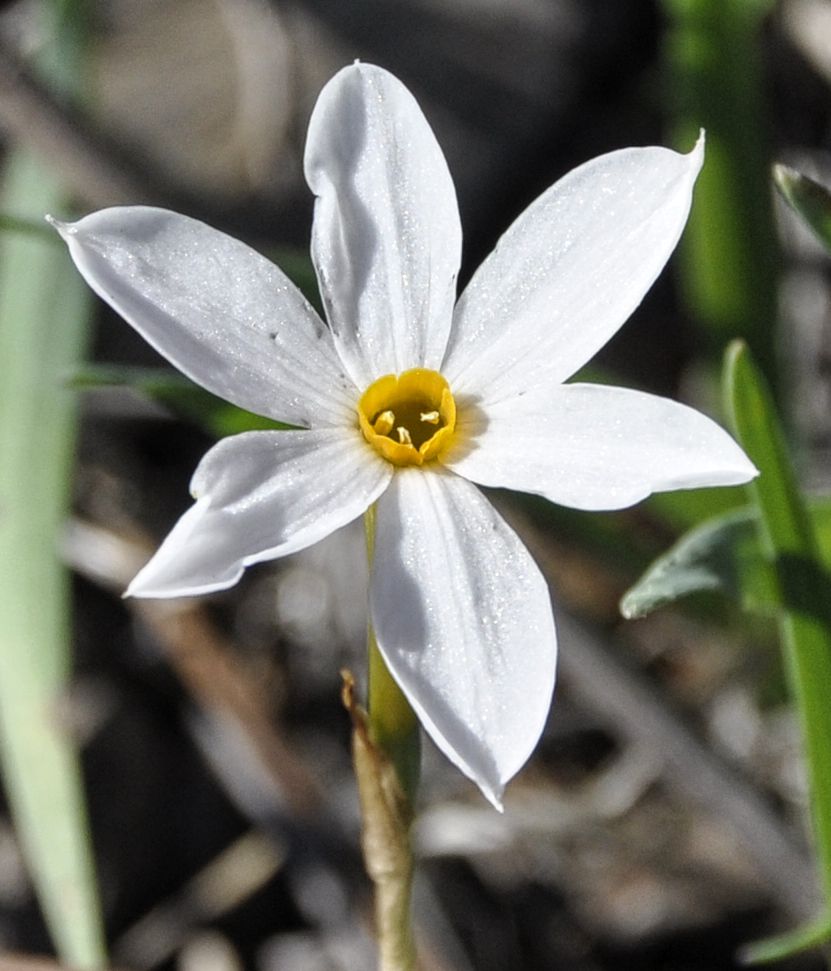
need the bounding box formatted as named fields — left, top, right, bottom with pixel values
left=358, top=368, right=456, bottom=467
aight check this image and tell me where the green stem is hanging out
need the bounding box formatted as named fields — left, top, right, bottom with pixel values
left=365, top=506, right=421, bottom=804
left=353, top=505, right=420, bottom=971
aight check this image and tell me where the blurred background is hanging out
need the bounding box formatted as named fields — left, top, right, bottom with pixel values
left=1, top=0, right=831, bottom=968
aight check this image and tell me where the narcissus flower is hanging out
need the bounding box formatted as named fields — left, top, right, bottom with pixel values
left=52, top=63, right=756, bottom=807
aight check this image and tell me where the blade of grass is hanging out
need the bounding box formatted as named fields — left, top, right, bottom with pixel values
left=725, top=341, right=831, bottom=960
left=0, top=148, right=105, bottom=968
left=0, top=0, right=106, bottom=963
left=0, top=148, right=105, bottom=967
left=739, top=916, right=831, bottom=965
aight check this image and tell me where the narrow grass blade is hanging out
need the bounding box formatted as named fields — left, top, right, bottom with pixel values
left=739, top=915, right=831, bottom=965
left=726, top=340, right=831, bottom=958
left=0, top=149, right=106, bottom=967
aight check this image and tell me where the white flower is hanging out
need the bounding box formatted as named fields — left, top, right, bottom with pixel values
left=51, top=63, right=756, bottom=808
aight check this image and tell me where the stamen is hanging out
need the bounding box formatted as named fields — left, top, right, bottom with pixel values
left=358, top=368, right=457, bottom=467
left=374, top=410, right=395, bottom=436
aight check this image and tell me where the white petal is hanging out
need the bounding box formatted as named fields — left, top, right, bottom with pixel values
left=442, top=136, right=704, bottom=403
left=127, top=428, right=391, bottom=597
left=371, top=470, right=557, bottom=807
left=444, top=383, right=758, bottom=511
left=51, top=207, right=356, bottom=427
left=304, top=63, right=462, bottom=387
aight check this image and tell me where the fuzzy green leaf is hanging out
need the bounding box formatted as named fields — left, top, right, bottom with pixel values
left=621, top=497, right=831, bottom=619
left=621, top=506, right=770, bottom=618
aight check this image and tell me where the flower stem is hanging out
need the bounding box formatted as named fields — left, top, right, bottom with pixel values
left=367, top=627, right=422, bottom=803
left=346, top=505, right=420, bottom=970
left=364, top=506, right=422, bottom=803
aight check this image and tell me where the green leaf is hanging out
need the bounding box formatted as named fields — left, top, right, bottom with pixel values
left=773, top=164, right=831, bottom=255
left=0, top=150, right=106, bottom=968
left=620, top=506, right=773, bottom=619
left=73, top=364, right=297, bottom=437
left=630, top=345, right=831, bottom=956
left=739, top=915, right=831, bottom=965
left=621, top=496, right=831, bottom=619
left=726, top=340, right=831, bottom=938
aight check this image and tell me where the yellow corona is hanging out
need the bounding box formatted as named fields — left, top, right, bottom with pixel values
left=358, top=368, right=456, bottom=467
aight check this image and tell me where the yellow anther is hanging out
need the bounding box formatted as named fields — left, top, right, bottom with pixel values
left=358, top=368, right=457, bottom=467
left=374, top=410, right=395, bottom=436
